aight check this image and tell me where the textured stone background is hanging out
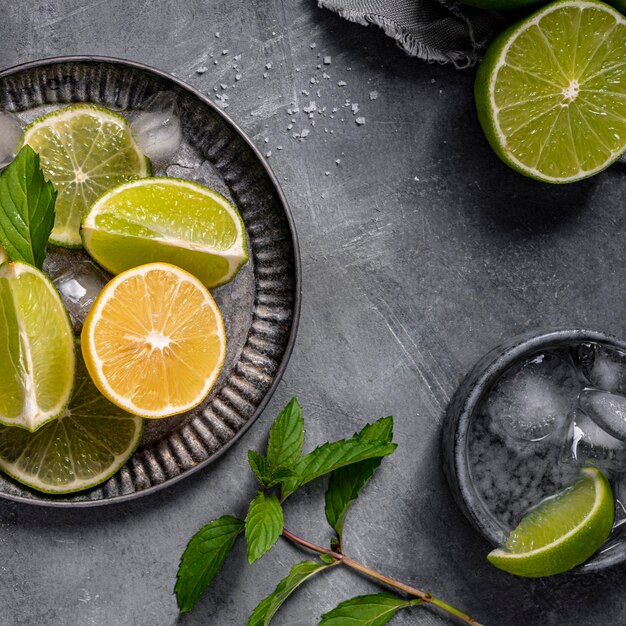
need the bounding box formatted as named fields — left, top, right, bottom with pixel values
left=1, top=1, right=626, bottom=625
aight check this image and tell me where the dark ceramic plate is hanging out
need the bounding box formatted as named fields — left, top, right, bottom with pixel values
left=0, top=56, right=300, bottom=507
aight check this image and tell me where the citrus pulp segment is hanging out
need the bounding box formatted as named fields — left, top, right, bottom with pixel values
left=21, top=104, right=150, bottom=247
left=487, top=467, right=614, bottom=577
left=0, top=262, right=74, bottom=432
left=475, top=0, right=626, bottom=183
left=81, top=177, right=248, bottom=288
left=0, top=345, right=143, bottom=494
left=81, top=262, right=227, bottom=418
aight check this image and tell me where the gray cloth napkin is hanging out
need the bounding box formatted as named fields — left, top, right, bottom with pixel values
left=318, top=0, right=506, bottom=68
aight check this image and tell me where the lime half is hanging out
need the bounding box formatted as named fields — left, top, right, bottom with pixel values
left=81, top=177, right=248, bottom=288
left=0, top=262, right=75, bottom=432
left=488, top=467, right=614, bottom=577
left=475, top=0, right=626, bottom=183
left=0, top=344, right=143, bottom=494
left=22, top=104, right=150, bottom=247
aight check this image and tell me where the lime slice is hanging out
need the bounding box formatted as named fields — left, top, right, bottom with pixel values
left=0, top=343, right=143, bottom=494
left=0, top=262, right=75, bottom=432
left=22, top=104, right=150, bottom=247
left=488, top=467, right=614, bottom=577
left=81, top=178, right=248, bottom=288
left=475, top=0, right=626, bottom=183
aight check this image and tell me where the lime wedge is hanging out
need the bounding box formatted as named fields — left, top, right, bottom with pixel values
left=81, top=178, right=248, bottom=288
left=0, top=262, right=74, bottom=432
left=475, top=0, right=626, bottom=183
left=0, top=343, right=143, bottom=494
left=22, top=104, right=150, bottom=247
left=488, top=467, right=614, bottom=577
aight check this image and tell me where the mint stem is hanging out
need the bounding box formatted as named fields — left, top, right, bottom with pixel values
left=281, top=527, right=484, bottom=626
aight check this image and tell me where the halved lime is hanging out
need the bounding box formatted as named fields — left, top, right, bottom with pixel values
left=475, top=0, right=626, bottom=183
left=81, top=178, right=248, bottom=288
left=0, top=343, right=143, bottom=494
left=22, top=104, right=150, bottom=247
left=0, top=262, right=74, bottom=432
left=488, top=467, right=614, bottom=577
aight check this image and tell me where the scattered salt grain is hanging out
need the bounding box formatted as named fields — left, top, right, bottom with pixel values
left=356, top=117, right=366, bottom=125
left=338, top=81, right=347, bottom=87
left=324, top=56, right=332, bottom=65
left=196, top=66, right=208, bottom=74
left=369, top=91, right=379, bottom=100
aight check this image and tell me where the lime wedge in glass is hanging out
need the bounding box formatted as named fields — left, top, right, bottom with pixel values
left=488, top=467, right=614, bottom=577
left=81, top=177, right=248, bottom=288
left=0, top=344, right=142, bottom=494
left=21, top=104, right=150, bottom=247
left=475, top=0, right=626, bottom=183
left=0, top=261, right=75, bottom=432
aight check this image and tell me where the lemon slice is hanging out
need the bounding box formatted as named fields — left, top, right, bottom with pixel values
left=81, top=262, right=226, bottom=418
left=0, top=345, right=142, bottom=494
left=81, top=177, right=248, bottom=288
left=475, top=0, right=626, bottom=183
left=0, top=262, right=75, bottom=431
left=22, top=104, right=150, bottom=247
left=488, top=467, right=614, bottom=577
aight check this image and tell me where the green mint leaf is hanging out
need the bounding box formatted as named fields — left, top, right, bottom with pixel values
left=249, top=560, right=333, bottom=626
left=318, top=593, right=420, bottom=626
left=281, top=439, right=397, bottom=500
left=245, top=491, right=284, bottom=564
left=248, top=451, right=297, bottom=488
left=325, top=417, right=394, bottom=539
left=0, top=145, right=56, bottom=269
left=248, top=450, right=272, bottom=487
left=266, top=397, right=304, bottom=469
left=175, top=515, right=244, bottom=613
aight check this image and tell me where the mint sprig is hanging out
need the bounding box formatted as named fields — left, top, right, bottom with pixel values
left=0, top=145, right=56, bottom=269
left=175, top=399, right=484, bottom=626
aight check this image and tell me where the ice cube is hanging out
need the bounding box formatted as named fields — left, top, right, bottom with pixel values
left=562, top=409, right=626, bottom=472
left=53, top=260, right=110, bottom=331
left=484, top=352, right=580, bottom=442
left=579, top=389, right=626, bottom=442
left=579, top=342, right=626, bottom=396
left=0, top=112, right=23, bottom=168
left=130, top=92, right=182, bottom=161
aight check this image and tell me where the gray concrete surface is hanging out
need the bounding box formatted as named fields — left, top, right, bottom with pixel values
left=2, top=1, right=626, bottom=625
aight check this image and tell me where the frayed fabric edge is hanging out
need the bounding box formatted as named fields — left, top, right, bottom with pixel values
left=317, top=1, right=480, bottom=68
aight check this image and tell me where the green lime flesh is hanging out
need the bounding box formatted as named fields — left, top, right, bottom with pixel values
left=0, top=343, right=143, bottom=494
left=0, top=262, right=74, bottom=432
left=22, top=104, right=150, bottom=247
left=475, top=0, right=626, bottom=183
left=487, top=467, right=614, bottom=577
left=81, top=177, right=248, bottom=288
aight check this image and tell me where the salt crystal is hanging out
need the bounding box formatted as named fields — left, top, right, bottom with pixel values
left=301, top=89, right=310, bottom=96
left=338, top=81, right=347, bottom=87
left=222, top=49, right=229, bottom=55
left=303, top=101, right=317, bottom=113
left=310, top=43, right=317, bottom=49
left=266, top=151, right=272, bottom=158
left=336, top=159, right=341, bottom=165
left=235, top=74, right=242, bottom=81
left=369, top=91, right=379, bottom=100
left=301, top=129, right=310, bottom=138
left=196, top=66, right=208, bottom=74
left=215, top=32, right=220, bottom=38
left=325, top=171, right=330, bottom=176
left=355, top=117, right=366, bottom=125
left=266, top=63, right=272, bottom=69
left=351, top=103, right=359, bottom=114
left=324, top=56, right=332, bottom=65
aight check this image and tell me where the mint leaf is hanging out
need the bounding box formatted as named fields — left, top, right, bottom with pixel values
left=245, top=491, right=284, bottom=564
left=318, top=593, right=420, bottom=625
left=266, top=397, right=304, bottom=469
left=325, top=417, right=394, bottom=540
left=0, top=145, right=56, bottom=269
left=175, top=515, right=244, bottom=613
left=248, top=450, right=271, bottom=485
left=281, top=439, right=397, bottom=500
left=249, top=560, right=333, bottom=626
